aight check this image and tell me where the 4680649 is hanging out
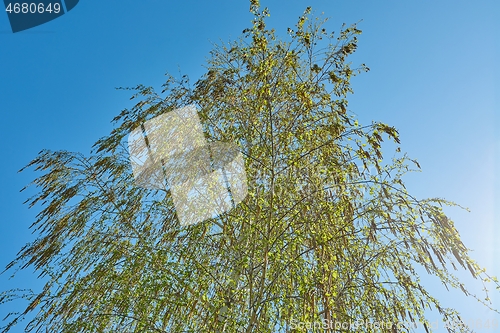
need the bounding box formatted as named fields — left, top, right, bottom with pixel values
left=5, top=2, right=61, bottom=14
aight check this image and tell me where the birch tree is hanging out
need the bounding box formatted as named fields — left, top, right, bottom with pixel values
left=2, top=3, right=498, bottom=332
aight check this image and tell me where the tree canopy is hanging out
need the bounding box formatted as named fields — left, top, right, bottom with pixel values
left=2, top=3, right=499, bottom=333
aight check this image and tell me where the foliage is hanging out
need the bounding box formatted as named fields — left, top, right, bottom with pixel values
left=2, top=3, right=498, bottom=333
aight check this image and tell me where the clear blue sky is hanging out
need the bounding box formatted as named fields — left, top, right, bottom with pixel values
left=0, top=1, right=498, bottom=332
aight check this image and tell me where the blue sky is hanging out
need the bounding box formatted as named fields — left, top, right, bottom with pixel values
left=0, top=0, right=498, bottom=332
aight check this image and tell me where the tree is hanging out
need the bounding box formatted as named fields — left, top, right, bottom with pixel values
left=2, top=3, right=498, bottom=332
